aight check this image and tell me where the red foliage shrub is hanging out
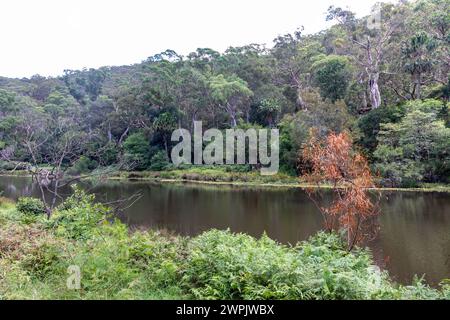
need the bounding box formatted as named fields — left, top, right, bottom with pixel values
left=302, top=130, right=381, bottom=250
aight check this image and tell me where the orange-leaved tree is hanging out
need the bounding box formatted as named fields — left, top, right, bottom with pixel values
left=302, top=130, right=381, bottom=251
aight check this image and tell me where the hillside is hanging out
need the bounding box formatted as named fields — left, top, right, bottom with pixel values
left=0, top=0, right=449, bottom=187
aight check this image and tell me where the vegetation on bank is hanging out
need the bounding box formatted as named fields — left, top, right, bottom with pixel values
left=0, top=192, right=449, bottom=300
left=2, top=167, right=450, bottom=193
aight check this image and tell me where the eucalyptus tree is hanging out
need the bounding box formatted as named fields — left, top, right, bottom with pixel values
left=209, top=74, right=253, bottom=127
left=187, top=48, right=222, bottom=73
left=311, top=55, right=352, bottom=103
left=175, top=66, right=212, bottom=130
left=373, top=99, right=450, bottom=186
left=271, top=29, right=322, bottom=110
left=221, top=44, right=272, bottom=92
left=327, top=3, right=404, bottom=110
left=62, top=68, right=106, bottom=104
left=152, top=111, right=178, bottom=156
left=5, top=101, right=91, bottom=215
left=0, top=89, right=18, bottom=158
left=108, top=85, right=149, bottom=145
left=384, top=0, right=449, bottom=101
left=413, top=0, right=450, bottom=80
left=402, top=32, right=438, bottom=99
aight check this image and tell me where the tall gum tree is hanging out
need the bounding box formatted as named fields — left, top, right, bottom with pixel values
left=209, top=74, right=253, bottom=128
left=271, top=29, right=322, bottom=111
left=327, top=3, right=404, bottom=110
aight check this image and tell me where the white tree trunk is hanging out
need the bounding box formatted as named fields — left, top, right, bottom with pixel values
left=369, top=73, right=381, bottom=109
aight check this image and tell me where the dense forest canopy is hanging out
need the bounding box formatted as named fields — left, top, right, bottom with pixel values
left=0, top=0, right=449, bottom=187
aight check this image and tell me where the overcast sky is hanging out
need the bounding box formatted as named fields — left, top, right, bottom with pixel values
left=0, top=0, right=393, bottom=78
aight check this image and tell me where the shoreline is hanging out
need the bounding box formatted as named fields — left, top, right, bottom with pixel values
left=1, top=170, right=450, bottom=193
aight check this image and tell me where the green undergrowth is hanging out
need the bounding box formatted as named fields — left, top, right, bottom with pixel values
left=0, top=192, right=449, bottom=300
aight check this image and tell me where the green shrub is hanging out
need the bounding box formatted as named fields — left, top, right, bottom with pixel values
left=357, top=104, right=407, bottom=157
left=123, top=132, right=150, bottom=171
left=67, top=156, right=98, bottom=175
left=441, top=280, right=450, bottom=300
left=373, top=100, right=450, bottom=187
left=128, top=231, right=186, bottom=286
left=149, top=151, right=170, bottom=171
left=184, top=230, right=300, bottom=299
left=224, top=164, right=252, bottom=173
left=17, top=197, right=46, bottom=216
left=183, top=230, right=443, bottom=300
left=48, top=186, right=111, bottom=240
left=0, top=160, right=16, bottom=171
left=20, top=241, right=64, bottom=280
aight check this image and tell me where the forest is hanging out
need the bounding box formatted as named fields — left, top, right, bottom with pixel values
left=0, top=0, right=449, bottom=189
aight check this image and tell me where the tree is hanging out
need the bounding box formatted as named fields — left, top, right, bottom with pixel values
left=175, top=66, right=211, bottom=130
left=279, top=92, right=353, bottom=175
left=8, top=106, right=90, bottom=216
left=374, top=99, right=450, bottom=186
left=152, top=112, right=177, bottom=156
left=257, top=98, right=280, bottom=128
left=382, top=0, right=449, bottom=103
left=302, top=131, right=381, bottom=250
left=312, top=55, right=352, bottom=102
left=271, top=30, right=322, bottom=110
left=0, top=89, right=18, bottom=151
left=209, top=74, right=253, bottom=127
left=402, top=32, right=438, bottom=99
left=187, top=48, right=221, bottom=72
left=123, top=132, right=150, bottom=170
left=0, top=88, right=16, bottom=111
left=327, top=3, right=403, bottom=109
left=357, top=104, right=407, bottom=157
left=63, top=68, right=106, bottom=104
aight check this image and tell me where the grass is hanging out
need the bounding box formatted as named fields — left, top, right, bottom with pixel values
left=112, top=166, right=300, bottom=185
left=0, top=192, right=449, bottom=300
left=106, top=168, right=450, bottom=192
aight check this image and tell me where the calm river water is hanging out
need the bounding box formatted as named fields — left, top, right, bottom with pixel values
left=1, top=175, right=449, bottom=286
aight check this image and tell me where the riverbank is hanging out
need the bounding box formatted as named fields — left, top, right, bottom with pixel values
left=0, top=193, right=449, bottom=300
left=2, top=167, right=450, bottom=193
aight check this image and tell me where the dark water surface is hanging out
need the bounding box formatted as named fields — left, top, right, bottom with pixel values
left=1, top=175, right=449, bottom=286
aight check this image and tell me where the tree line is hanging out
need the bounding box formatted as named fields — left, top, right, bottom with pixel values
left=0, top=0, right=449, bottom=187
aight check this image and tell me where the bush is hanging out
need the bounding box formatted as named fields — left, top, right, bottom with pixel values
left=0, top=160, right=28, bottom=171
left=0, top=196, right=13, bottom=208
left=357, top=104, right=407, bottom=157
left=148, top=151, right=170, bottom=171
left=373, top=100, right=450, bottom=187
left=48, top=186, right=111, bottom=240
left=224, top=164, right=252, bottom=173
left=123, top=132, right=150, bottom=171
left=184, top=230, right=300, bottom=299
left=67, top=156, right=98, bottom=175
left=183, top=230, right=408, bottom=300
left=0, top=160, right=15, bottom=171
left=20, top=241, right=64, bottom=280
left=16, top=197, right=46, bottom=216
left=128, top=231, right=187, bottom=286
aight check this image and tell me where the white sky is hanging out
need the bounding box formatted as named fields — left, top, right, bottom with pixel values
left=0, top=0, right=393, bottom=78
